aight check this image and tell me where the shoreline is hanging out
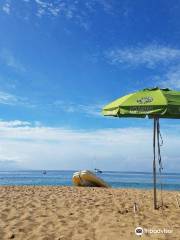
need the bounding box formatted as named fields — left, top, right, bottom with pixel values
left=0, top=185, right=179, bottom=191
left=0, top=186, right=179, bottom=239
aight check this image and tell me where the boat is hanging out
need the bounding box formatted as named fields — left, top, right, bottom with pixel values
left=42, top=170, right=47, bottom=175
left=72, top=170, right=110, bottom=188
left=94, top=168, right=102, bottom=173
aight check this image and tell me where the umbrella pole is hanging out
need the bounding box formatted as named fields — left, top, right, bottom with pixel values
left=153, top=117, right=157, bottom=209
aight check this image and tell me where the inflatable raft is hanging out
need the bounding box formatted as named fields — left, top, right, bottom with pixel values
left=72, top=170, right=110, bottom=188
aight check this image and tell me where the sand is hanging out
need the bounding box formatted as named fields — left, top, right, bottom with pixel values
left=0, top=186, right=179, bottom=240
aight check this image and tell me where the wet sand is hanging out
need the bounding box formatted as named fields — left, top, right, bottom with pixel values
left=0, top=186, right=179, bottom=240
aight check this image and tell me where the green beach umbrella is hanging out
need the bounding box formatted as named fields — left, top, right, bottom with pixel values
left=102, top=87, right=180, bottom=209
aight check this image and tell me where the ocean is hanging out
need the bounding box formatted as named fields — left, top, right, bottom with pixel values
left=0, top=170, right=179, bottom=190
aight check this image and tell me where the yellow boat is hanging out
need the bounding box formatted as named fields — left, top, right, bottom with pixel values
left=72, top=170, right=110, bottom=188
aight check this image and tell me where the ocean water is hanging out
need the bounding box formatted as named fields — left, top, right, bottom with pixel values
left=0, top=171, right=180, bottom=190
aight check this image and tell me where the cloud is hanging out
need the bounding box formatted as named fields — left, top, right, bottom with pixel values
left=0, top=90, right=102, bottom=114
left=0, top=91, right=19, bottom=105
left=79, top=103, right=103, bottom=116
left=158, top=65, right=180, bottom=89
left=33, top=0, right=90, bottom=29
left=2, top=2, right=10, bottom=15
left=0, top=90, right=36, bottom=108
left=34, top=0, right=115, bottom=17
left=1, top=0, right=115, bottom=30
left=53, top=100, right=104, bottom=117
left=1, top=49, right=26, bottom=72
left=0, top=120, right=32, bottom=128
left=96, top=0, right=114, bottom=14
left=34, top=0, right=61, bottom=17
left=33, top=0, right=75, bottom=18
left=0, top=90, right=31, bottom=106
left=0, top=120, right=179, bottom=171
left=106, top=45, right=180, bottom=68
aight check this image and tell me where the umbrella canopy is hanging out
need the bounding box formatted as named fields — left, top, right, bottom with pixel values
left=103, top=87, right=180, bottom=119
left=102, top=87, right=180, bottom=209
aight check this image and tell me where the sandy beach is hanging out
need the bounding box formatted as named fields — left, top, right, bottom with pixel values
left=0, top=186, right=179, bottom=240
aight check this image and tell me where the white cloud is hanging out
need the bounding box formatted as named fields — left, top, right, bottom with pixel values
left=34, top=0, right=71, bottom=18
left=9, top=0, right=113, bottom=30
left=35, top=0, right=61, bottom=17
left=78, top=103, right=104, bottom=116
left=0, top=0, right=116, bottom=30
left=158, top=65, right=180, bottom=89
left=35, top=0, right=47, bottom=8
left=0, top=90, right=31, bottom=106
left=0, top=90, right=103, bottom=114
left=0, top=120, right=32, bottom=128
left=53, top=101, right=104, bottom=117
left=106, top=45, right=180, bottom=68
left=49, top=6, right=61, bottom=16
left=1, top=49, right=26, bottom=72
left=0, top=91, right=19, bottom=105
left=2, top=2, right=10, bottom=15
left=0, top=90, right=36, bottom=108
left=0, top=120, right=179, bottom=171
left=34, top=0, right=114, bottom=17
left=96, top=0, right=113, bottom=14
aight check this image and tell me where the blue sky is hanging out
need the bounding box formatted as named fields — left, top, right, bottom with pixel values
left=0, top=0, right=180, bottom=171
